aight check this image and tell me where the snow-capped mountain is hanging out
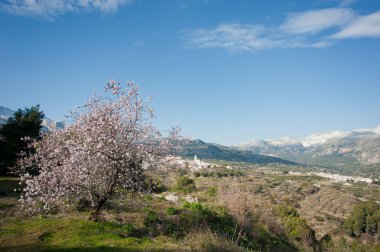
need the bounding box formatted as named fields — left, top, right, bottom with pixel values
left=237, top=126, right=380, bottom=167
left=238, top=137, right=304, bottom=161
left=0, top=105, right=64, bottom=132
left=301, top=131, right=346, bottom=147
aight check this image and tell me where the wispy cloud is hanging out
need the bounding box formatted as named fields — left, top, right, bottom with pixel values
left=332, top=11, right=380, bottom=39
left=182, top=24, right=270, bottom=51
left=182, top=23, right=325, bottom=52
left=280, top=8, right=356, bottom=34
left=0, top=0, right=134, bottom=19
left=182, top=7, right=380, bottom=52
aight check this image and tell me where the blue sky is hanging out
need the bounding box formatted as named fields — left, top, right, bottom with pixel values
left=0, top=0, right=379, bottom=145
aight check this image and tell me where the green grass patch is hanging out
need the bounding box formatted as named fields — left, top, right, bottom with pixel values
left=0, top=177, right=19, bottom=181
left=0, top=217, right=187, bottom=251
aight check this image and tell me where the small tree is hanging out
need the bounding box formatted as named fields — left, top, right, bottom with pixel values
left=0, top=105, right=44, bottom=175
left=17, top=81, right=180, bottom=220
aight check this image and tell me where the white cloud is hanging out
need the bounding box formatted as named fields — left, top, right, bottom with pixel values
left=0, top=0, right=133, bottom=19
left=182, top=8, right=352, bottom=52
left=311, top=40, right=333, bottom=48
left=182, top=23, right=331, bottom=52
left=280, top=8, right=356, bottom=34
left=182, top=24, right=275, bottom=51
left=332, top=11, right=380, bottom=39
left=182, top=7, right=380, bottom=52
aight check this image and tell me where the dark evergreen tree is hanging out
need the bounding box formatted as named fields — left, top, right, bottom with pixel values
left=0, top=105, right=44, bottom=175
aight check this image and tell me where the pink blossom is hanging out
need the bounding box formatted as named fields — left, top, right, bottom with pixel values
left=17, top=81, right=181, bottom=220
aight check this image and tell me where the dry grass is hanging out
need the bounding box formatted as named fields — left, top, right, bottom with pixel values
left=185, top=228, right=243, bottom=252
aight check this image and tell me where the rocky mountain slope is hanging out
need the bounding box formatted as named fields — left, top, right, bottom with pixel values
left=237, top=126, right=380, bottom=168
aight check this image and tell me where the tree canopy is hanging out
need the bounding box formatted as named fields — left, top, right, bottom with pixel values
left=0, top=105, right=44, bottom=175
left=345, top=200, right=380, bottom=237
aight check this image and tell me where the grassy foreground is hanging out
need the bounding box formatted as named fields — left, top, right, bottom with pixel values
left=0, top=216, right=186, bottom=251
left=0, top=177, right=188, bottom=252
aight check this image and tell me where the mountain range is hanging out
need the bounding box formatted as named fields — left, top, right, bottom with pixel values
left=236, top=126, right=380, bottom=170
left=180, top=139, right=299, bottom=166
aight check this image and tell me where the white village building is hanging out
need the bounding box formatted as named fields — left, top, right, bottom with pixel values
left=190, top=155, right=211, bottom=171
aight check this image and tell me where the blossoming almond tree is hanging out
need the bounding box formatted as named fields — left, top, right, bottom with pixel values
left=17, top=80, right=180, bottom=220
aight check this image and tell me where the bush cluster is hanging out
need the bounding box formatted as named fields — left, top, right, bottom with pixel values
left=166, top=207, right=179, bottom=215
left=276, top=205, right=324, bottom=250
left=176, top=176, right=196, bottom=193
left=345, top=200, right=380, bottom=237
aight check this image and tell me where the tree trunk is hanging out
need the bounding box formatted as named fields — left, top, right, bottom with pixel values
left=89, top=197, right=108, bottom=221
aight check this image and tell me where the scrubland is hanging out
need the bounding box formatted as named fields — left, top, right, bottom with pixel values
left=1, top=165, right=379, bottom=252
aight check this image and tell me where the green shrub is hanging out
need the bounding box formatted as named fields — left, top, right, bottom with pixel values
left=183, top=201, right=191, bottom=208
left=144, top=210, right=160, bottom=225
left=277, top=205, right=299, bottom=218
left=143, top=209, right=161, bottom=236
left=182, top=201, right=203, bottom=211
left=176, top=176, right=196, bottom=193
left=123, top=224, right=139, bottom=237
left=166, top=207, right=179, bottom=215
left=193, top=172, right=201, bottom=177
left=253, top=224, right=291, bottom=251
left=276, top=205, right=316, bottom=244
left=345, top=200, right=380, bottom=237
left=190, top=202, right=203, bottom=212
